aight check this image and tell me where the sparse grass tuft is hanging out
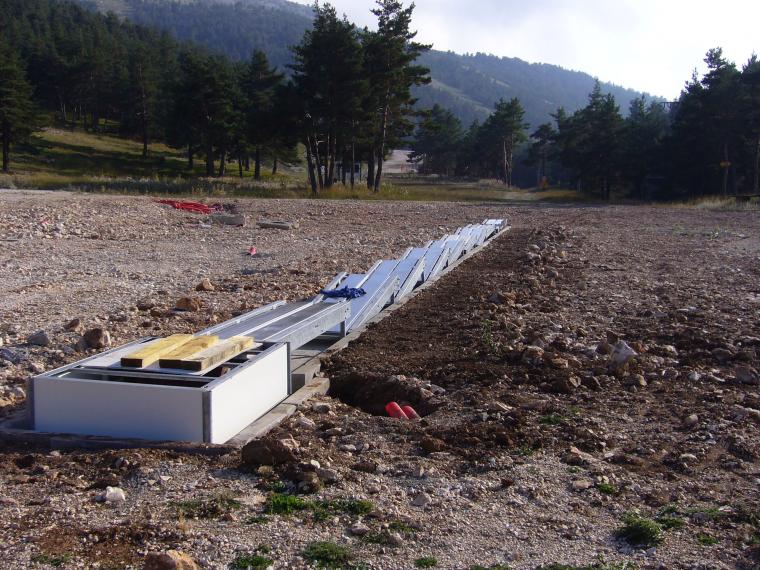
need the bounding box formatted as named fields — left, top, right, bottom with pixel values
left=415, top=557, right=438, bottom=568
left=539, top=413, right=566, bottom=425
left=262, top=493, right=375, bottom=522
left=470, top=565, right=512, bottom=570
left=696, top=534, right=719, bottom=546
left=262, top=493, right=311, bottom=516
left=656, top=515, right=684, bottom=530
left=303, top=541, right=351, bottom=569
left=231, top=552, right=274, bottom=569
left=173, top=492, right=241, bottom=519
left=31, top=553, right=72, bottom=567
left=596, top=482, right=617, bottom=495
left=616, top=513, right=663, bottom=547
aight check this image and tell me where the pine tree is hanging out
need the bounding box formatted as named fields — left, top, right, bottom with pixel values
left=480, top=98, right=528, bottom=186
left=365, top=0, right=430, bottom=192
left=409, top=104, right=462, bottom=175
left=0, top=41, right=34, bottom=173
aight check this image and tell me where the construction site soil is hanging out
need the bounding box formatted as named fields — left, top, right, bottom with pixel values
left=0, top=190, right=758, bottom=569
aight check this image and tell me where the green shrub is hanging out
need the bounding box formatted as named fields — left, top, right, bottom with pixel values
left=303, top=542, right=351, bottom=569
left=415, top=557, right=438, bottom=568
left=616, top=513, right=663, bottom=547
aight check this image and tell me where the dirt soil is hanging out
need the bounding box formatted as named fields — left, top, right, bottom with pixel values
left=0, top=191, right=759, bottom=569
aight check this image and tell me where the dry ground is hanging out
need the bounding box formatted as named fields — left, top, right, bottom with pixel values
left=0, top=190, right=758, bottom=569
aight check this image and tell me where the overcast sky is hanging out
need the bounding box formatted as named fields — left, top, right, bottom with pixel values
left=291, top=0, right=760, bottom=98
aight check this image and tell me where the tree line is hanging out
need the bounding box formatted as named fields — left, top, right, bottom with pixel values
left=410, top=48, right=760, bottom=199
left=0, top=0, right=429, bottom=194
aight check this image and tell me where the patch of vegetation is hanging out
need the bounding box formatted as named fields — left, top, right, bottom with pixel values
left=415, top=557, right=438, bottom=568
left=244, top=515, right=270, bottom=525
left=655, top=515, right=684, bottom=531
left=541, top=562, right=634, bottom=570
left=513, top=445, right=536, bottom=457
left=361, top=531, right=393, bottom=546
left=263, top=493, right=311, bottom=516
left=539, top=413, right=566, bottom=425
left=173, top=492, right=241, bottom=519
left=388, top=521, right=417, bottom=535
left=696, top=534, right=719, bottom=546
left=481, top=320, right=500, bottom=355
left=303, top=541, right=352, bottom=569
left=31, top=553, right=72, bottom=567
left=596, top=482, right=617, bottom=495
left=262, top=493, right=375, bottom=521
left=470, top=565, right=511, bottom=570
left=686, top=506, right=729, bottom=521
left=616, top=513, right=663, bottom=547
left=231, top=552, right=274, bottom=570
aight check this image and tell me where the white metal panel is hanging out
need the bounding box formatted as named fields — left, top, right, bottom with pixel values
left=207, top=344, right=289, bottom=444
left=33, top=377, right=204, bottom=441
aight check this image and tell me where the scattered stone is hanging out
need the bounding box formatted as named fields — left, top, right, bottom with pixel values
left=9, top=386, right=26, bottom=400
left=349, top=521, right=370, bottom=536
left=608, top=341, right=637, bottom=370
left=296, top=416, right=316, bottom=429
left=712, top=348, right=733, bottom=363
left=352, top=460, right=378, bottom=474
left=572, top=479, right=593, bottom=491
left=680, top=453, right=698, bottom=463
left=27, top=330, right=51, bottom=347
left=82, top=328, right=111, bottom=350
left=735, top=366, right=759, bottom=386
left=412, top=492, right=432, bottom=508
left=552, top=376, right=581, bottom=394
left=421, top=437, right=446, bottom=453
left=683, top=414, right=699, bottom=428
left=137, top=299, right=155, bottom=311
left=175, top=297, right=202, bottom=312
left=195, top=279, right=215, bottom=292
left=103, top=486, right=126, bottom=504
left=312, top=402, right=332, bottom=414
left=626, top=374, right=647, bottom=388
left=64, top=318, right=83, bottom=332
left=316, top=468, right=341, bottom=484
left=144, top=550, right=200, bottom=570
left=257, top=219, right=299, bottom=230
left=0, top=348, right=24, bottom=365
left=241, top=437, right=298, bottom=466
left=212, top=213, right=247, bottom=227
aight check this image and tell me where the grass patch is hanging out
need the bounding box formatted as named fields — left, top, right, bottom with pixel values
left=262, top=493, right=374, bottom=522
left=244, top=515, right=270, bottom=525
left=696, top=534, right=719, bottom=546
left=173, top=492, right=241, bottom=519
left=616, top=513, right=663, bottom=547
left=231, top=552, right=274, bottom=570
left=596, top=482, right=617, bottom=495
left=655, top=515, right=684, bottom=530
left=31, top=553, right=72, bottom=567
left=541, top=562, right=634, bottom=570
left=415, top=557, right=438, bottom=568
left=303, top=541, right=352, bottom=569
left=471, top=566, right=511, bottom=570
left=539, top=413, right=566, bottom=426
left=388, top=521, right=417, bottom=535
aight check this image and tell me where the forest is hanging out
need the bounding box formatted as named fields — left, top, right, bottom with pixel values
left=1, top=0, right=759, bottom=198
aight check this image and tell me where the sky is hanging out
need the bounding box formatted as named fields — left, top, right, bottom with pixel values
left=291, top=0, right=760, bottom=99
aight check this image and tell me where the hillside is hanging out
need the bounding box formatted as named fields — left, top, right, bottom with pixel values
left=80, top=0, right=652, bottom=128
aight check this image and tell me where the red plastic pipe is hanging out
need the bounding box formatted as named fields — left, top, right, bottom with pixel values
left=401, top=405, right=421, bottom=420
left=385, top=402, right=409, bottom=420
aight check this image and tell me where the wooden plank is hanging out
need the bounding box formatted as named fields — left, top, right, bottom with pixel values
left=159, top=336, right=219, bottom=369
left=120, top=334, right=194, bottom=368
left=178, top=336, right=255, bottom=372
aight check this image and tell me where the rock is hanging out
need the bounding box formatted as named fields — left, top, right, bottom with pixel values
left=64, top=318, right=83, bottom=332
left=296, top=416, right=316, bottom=429
left=608, top=341, right=637, bottom=370
left=9, top=386, right=26, bottom=400
left=572, top=479, right=593, bottom=491
left=297, top=471, right=322, bottom=493
left=103, top=486, right=126, bottom=504
left=27, top=330, right=51, bottom=347
left=626, top=374, right=647, bottom=388
left=352, top=460, right=378, bottom=474
left=144, top=550, right=200, bottom=570
left=316, top=468, right=341, bottom=484
left=311, top=402, right=332, bottom=414
left=680, top=453, right=698, bottom=463
left=735, top=366, right=759, bottom=386
left=552, top=376, right=581, bottom=394
left=488, top=292, right=505, bottom=305
left=349, top=521, right=370, bottom=536
left=137, top=299, right=155, bottom=311
left=195, top=279, right=215, bottom=292
left=564, top=446, right=597, bottom=466
left=257, top=219, right=299, bottom=230
left=241, top=437, right=298, bottom=466
left=683, top=414, right=699, bottom=428
left=175, top=297, right=202, bottom=312
left=421, top=437, right=446, bottom=453
left=412, top=492, right=432, bottom=508
left=82, top=328, right=111, bottom=350
left=212, top=213, right=247, bottom=227
left=711, top=348, right=733, bottom=363
left=0, top=348, right=23, bottom=365
left=387, top=532, right=405, bottom=546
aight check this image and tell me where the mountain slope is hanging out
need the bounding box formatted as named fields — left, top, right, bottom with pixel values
left=80, top=0, right=652, bottom=128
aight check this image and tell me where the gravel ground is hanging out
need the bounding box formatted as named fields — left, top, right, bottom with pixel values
left=0, top=191, right=758, bottom=570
